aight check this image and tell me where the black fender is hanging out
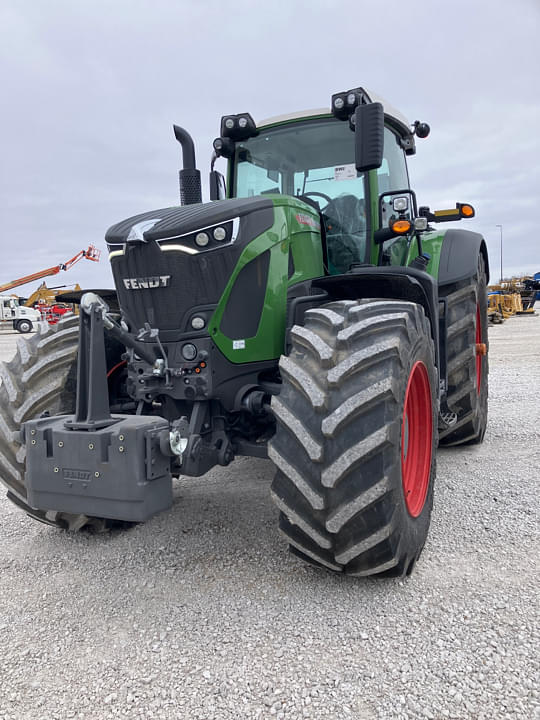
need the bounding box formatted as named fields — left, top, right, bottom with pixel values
left=54, top=288, right=120, bottom=313
left=292, top=267, right=441, bottom=377
left=438, top=229, right=489, bottom=287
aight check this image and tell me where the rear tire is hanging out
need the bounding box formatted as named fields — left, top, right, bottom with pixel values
left=0, top=315, right=123, bottom=531
left=439, top=255, right=488, bottom=446
left=269, top=300, right=437, bottom=577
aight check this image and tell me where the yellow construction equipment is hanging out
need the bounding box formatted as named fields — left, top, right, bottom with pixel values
left=487, top=275, right=539, bottom=322
left=24, top=283, right=81, bottom=309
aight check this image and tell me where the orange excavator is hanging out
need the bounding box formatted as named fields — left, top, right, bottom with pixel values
left=0, top=245, right=100, bottom=294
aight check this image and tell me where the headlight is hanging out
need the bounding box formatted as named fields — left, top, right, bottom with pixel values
left=191, top=316, right=205, bottom=330
left=213, top=226, right=226, bottom=241
left=195, top=232, right=209, bottom=247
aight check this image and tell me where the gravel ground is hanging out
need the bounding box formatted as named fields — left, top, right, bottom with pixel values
left=0, top=317, right=538, bottom=720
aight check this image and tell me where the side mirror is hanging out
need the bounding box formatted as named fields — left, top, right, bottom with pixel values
left=209, top=170, right=227, bottom=201
left=355, top=102, right=384, bottom=172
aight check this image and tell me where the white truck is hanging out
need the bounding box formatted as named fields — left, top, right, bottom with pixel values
left=0, top=296, right=41, bottom=333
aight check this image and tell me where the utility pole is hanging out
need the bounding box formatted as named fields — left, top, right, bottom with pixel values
left=495, top=224, right=503, bottom=283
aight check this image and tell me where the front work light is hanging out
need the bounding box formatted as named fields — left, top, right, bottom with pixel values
left=393, top=196, right=409, bottom=212
left=213, top=136, right=235, bottom=159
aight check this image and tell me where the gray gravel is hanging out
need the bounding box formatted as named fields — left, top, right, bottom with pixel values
left=0, top=316, right=538, bottom=720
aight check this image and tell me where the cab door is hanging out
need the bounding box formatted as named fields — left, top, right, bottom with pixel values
left=2, top=299, right=14, bottom=319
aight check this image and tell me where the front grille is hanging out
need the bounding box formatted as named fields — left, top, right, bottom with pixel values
left=111, top=241, right=239, bottom=333
left=106, top=198, right=275, bottom=336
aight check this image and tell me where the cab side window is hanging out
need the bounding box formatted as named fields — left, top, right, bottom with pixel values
left=377, top=128, right=410, bottom=229
left=377, top=128, right=411, bottom=266
left=377, top=127, right=409, bottom=194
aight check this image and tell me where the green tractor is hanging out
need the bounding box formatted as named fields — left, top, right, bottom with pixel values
left=0, top=87, right=488, bottom=577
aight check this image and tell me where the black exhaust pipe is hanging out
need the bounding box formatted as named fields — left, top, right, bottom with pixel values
left=173, top=125, right=202, bottom=205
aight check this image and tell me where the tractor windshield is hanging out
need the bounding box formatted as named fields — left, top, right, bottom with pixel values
left=232, top=117, right=368, bottom=272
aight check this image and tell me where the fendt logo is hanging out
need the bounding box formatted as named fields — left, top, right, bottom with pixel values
left=63, top=469, right=92, bottom=482
left=123, top=276, right=171, bottom=290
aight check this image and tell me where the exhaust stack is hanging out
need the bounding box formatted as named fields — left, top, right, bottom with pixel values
left=173, top=125, right=202, bottom=205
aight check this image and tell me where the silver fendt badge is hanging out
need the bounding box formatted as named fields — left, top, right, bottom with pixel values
left=123, top=276, right=171, bottom=290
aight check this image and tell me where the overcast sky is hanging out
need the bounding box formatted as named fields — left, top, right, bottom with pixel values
left=1, top=0, right=539, bottom=297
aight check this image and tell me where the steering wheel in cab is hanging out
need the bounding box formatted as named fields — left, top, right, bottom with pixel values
left=299, top=191, right=332, bottom=210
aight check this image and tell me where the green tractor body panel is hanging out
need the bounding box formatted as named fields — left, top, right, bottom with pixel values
left=209, top=197, right=324, bottom=363
left=411, top=231, right=444, bottom=279
left=382, top=229, right=445, bottom=279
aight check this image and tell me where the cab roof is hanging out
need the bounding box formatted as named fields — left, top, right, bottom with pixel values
left=257, top=89, right=411, bottom=132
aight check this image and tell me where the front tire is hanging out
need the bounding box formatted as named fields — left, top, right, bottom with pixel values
left=15, top=319, right=32, bottom=334
left=269, top=300, right=437, bottom=577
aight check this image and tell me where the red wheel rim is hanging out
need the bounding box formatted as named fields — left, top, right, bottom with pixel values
left=475, top=304, right=482, bottom=395
left=401, top=361, right=433, bottom=517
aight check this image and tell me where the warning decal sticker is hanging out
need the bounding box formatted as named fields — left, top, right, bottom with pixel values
left=334, top=164, right=358, bottom=181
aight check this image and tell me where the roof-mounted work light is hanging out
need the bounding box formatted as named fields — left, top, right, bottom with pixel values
left=331, top=87, right=371, bottom=121
left=220, top=113, right=258, bottom=141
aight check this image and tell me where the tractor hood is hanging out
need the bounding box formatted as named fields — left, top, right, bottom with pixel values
left=105, top=197, right=272, bottom=247
left=105, top=194, right=322, bottom=362
left=105, top=197, right=275, bottom=338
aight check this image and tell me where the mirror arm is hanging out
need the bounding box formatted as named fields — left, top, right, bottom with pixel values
left=373, top=227, right=398, bottom=245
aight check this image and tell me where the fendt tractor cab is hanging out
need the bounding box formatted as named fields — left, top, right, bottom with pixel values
left=0, top=87, right=489, bottom=578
